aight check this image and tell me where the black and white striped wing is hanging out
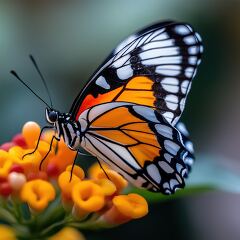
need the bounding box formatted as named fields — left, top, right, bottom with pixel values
left=70, top=21, right=203, bottom=126
left=79, top=102, right=191, bottom=194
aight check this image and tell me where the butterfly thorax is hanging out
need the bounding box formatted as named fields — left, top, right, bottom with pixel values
left=45, top=108, right=81, bottom=150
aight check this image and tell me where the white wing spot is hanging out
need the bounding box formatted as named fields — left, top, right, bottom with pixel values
left=188, top=56, right=197, bottom=65
left=153, top=32, right=169, bottom=41
left=164, top=153, right=173, bottom=163
left=142, top=39, right=174, bottom=51
left=95, top=76, right=110, bottom=90
left=133, top=106, right=159, bottom=123
left=164, top=140, right=180, bottom=155
left=165, top=94, right=179, bottom=111
left=174, top=25, right=191, bottom=35
left=170, top=179, right=179, bottom=190
left=195, top=32, right=202, bottom=42
left=184, top=157, right=194, bottom=166
left=158, top=161, right=174, bottom=173
left=112, top=54, right=130, bottom=68
left=162, top=112, right=174, bottom=123
left=142, top=56, right=182, bottom=66
left=184, top=35, right=196, bottom=45
left=114, top=35, right=137, bottom=54
left=147, top=164, right=161, bottom=184
left=176, top=122, right=189, bottom=136
left=180, top=98, right=185, bottom=112
left=176, top=163, right=184, bottom=173
left=156, top=65, right=181, bottom=76
left=188, top=46, right=198, bottom=55
left=185, top=141, right=194, bottom=153
left=161, top=77, right=179, bottom=93
left=116, top=65, right=133, bottom=80
left=185, top=67, right=194, bottom=78
left=162, top=84, right=179, bottom=93
left=181, top=80, right=189, bottom=94
left=155, top=124, right=173, bottom=139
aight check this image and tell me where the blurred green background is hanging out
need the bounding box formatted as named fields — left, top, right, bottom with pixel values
left=0, top=1, right=240, bottom=239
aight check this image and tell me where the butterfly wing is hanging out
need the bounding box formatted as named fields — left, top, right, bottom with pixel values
left=70, top=21, right=203, bottom=125
left=79, top=102, right=190, bottom=194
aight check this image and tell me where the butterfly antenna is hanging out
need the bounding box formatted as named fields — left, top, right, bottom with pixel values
left=10, top=70, right=51, bottom=108
left=29, top=54, right=53, bottom=108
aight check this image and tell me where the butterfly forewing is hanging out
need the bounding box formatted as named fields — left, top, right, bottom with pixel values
left=70, top=21, right=203, bottom=126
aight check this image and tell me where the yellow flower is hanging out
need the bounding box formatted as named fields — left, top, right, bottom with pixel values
left=22, top=121, right=41, bottom=149
left=66, top=165, right=85, bottom=180
left=88, top=162, right=109, bottom=179
left=58, top=171, right=81, bottom=201
left=48, top=227, right=85, bottom=240
left=20, top=179, right=55, bottom=212
left=89, top=162, right=128, bottom=193
left=0, top=225, right=16, bottom=240
left=0, top=150, right=13, bottom=178
left=9, top=146, right=42, bottom=174
left=72, top=180, right=105, bottom=219
left=101, top=194, right=148, bottom=225
left=96, top=169, right=128, bottom=193
left=94, top=178, right=116, bottom=197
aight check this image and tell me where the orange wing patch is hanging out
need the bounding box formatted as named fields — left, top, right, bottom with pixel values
left=89, top=105, right=161, bottom=168
left=129, top=144, right=160, bottom=167
left=91, top=106, right=144, bottom=128
left=76, top=76, right=155, bottom=120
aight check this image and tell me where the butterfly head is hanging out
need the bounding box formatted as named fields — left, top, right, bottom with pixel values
left=45, top=108, right=59, bottom=124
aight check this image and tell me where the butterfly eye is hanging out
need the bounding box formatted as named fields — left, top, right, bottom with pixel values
left=49, top=111, right=58, bottom=122
left=46, top=108, right=58, bottom=123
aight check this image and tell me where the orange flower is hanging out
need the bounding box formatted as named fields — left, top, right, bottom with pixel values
left=96, top=169, right=128, bottom=193
left=22, top=121, right=41, bottom=149
left=20, top=179, right=55, bottom=212
left=0, top=225, right=16, bottom=240
left=94, top=179, right=116, bottom=197
left=48, top=227, right=85, bottom=240
left=58, top=170, right=81, bottom=201
left=72, top=180, right=105, bottom=219
left=101, top=194, right=148, bottom=225
left=8, top=146, right=42, bottom=174
left=0, top=150, right=13, bottom=178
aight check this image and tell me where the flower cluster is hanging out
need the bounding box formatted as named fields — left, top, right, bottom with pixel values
left=0, top=121, right=148, bottom=239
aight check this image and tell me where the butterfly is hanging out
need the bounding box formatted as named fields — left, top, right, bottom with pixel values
left=14, top=20, right=203, bottom=194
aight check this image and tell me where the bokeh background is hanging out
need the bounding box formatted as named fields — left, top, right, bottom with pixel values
left=0, top=1, right=240, bottom=239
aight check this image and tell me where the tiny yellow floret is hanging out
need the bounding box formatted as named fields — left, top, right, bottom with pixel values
left=48, top=227, right=85, bottom=240
left=113, top=194, right=148, bottom=219
left=20, top=179, right=55, bottom=212
left=0, top=150, right=13, bottom=178
left=58, top=171, right=81, bottom=200
left=22, top=122, right=41, bottom=148
left=0, top=224, right=16, bottom=240
left=96, top=169, right=128, bottom=193
left=72, top=180, right=105, bottom=212
left=94, top=179, right=117, bottom=196
left=66, top=165, right=85, bottom=180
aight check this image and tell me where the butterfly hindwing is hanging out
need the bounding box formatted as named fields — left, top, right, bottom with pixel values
left=175, top=122, right=195, bottom=174
left=70, top=21, right=203, bottom=125
left=79, top=102, right=190, bottom=194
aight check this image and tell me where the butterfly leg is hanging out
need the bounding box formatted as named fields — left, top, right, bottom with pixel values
left=39, top=135, right=59, bottom=170
left=96, top=158, right=110, bottom=180
left=23, top=126, right=54, bottom=159
left=69, top=150, right=79, bottom=182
